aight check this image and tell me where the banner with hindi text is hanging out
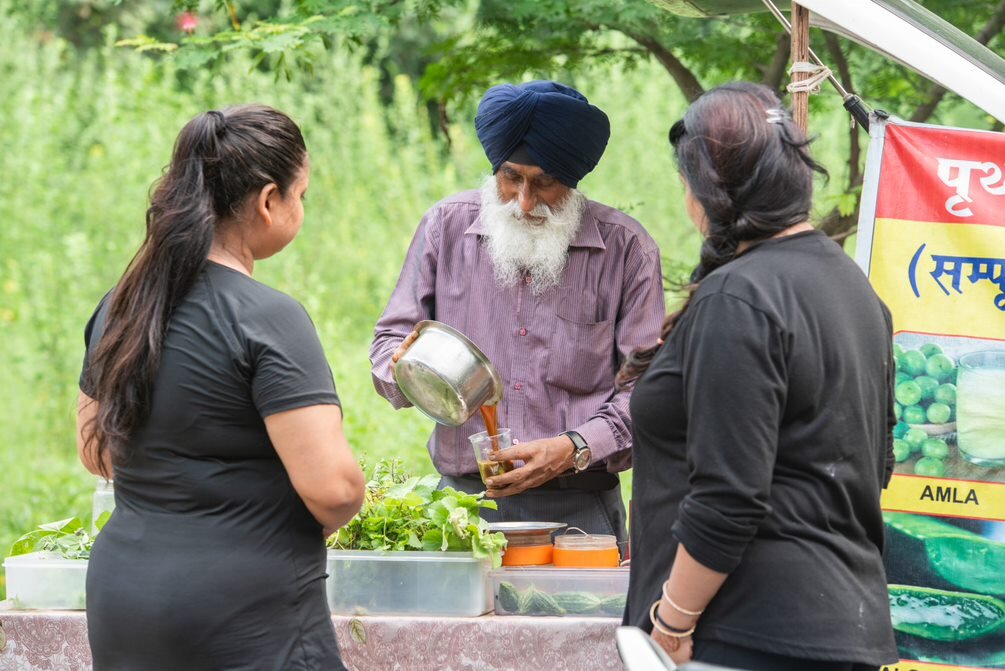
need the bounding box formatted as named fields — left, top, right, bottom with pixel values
left=856, top=118, right=1005, bottom=671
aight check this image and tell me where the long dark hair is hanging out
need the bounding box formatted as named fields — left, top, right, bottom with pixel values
left=617, top=82, right=828, bottom=387
left=82, top=104, right=307, bottom=477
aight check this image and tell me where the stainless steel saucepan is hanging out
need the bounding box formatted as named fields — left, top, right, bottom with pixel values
left=392, top=320, right=503, bottom=426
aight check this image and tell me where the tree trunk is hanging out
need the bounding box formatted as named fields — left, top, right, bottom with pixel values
left=625, top=32, right=705, bottom=103
left=818, top=33, right=863, bottom=246
left=762, top=31, right=790, bottom=94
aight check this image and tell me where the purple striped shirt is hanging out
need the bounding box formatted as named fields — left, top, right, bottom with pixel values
left=369, top=190, right=666, bottom=477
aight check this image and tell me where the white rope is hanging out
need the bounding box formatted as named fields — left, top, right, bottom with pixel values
left=787, top=61, right=832, bottom=95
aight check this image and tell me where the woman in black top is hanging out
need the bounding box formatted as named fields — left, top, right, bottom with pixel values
left=620, top=83, right=898, bottom=670
left=77, top=105, right=365, bottom=671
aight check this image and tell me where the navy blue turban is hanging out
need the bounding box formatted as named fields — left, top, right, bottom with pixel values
left=475, top=81, right=611, bottom=188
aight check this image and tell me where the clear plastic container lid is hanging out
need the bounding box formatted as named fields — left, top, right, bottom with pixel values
left=554, top=527, right=617, bottom=550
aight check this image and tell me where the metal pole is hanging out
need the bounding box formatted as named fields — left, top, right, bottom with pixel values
left=790, top=4, right=811, bottom=133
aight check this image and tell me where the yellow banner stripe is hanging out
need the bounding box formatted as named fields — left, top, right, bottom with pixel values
left=883, top=474, right=1005, bottom=521
left=883, top=661, right=990, bottom=671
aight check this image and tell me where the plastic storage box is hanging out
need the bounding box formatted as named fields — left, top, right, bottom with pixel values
left=490, top=566, right=629, bottom=617
left=326, top=550, right=492, bottom=616
left=4, top=552, right=88, bottom=609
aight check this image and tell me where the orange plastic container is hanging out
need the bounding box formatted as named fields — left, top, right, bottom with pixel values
left=501, top=544, right=554, bottom=567
left=552, top=532, right=620, bottom=568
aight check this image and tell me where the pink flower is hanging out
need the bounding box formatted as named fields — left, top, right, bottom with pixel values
left=176, top=12, right=198, bottom=34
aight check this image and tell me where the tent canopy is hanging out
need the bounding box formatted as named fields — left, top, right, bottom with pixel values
left=650, top=0, right=1005, bottom=122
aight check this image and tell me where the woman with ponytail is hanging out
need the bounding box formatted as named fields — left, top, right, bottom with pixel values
left=622, top=83, right=897, bottom=670
left=77, top=105, right=364, bottom=670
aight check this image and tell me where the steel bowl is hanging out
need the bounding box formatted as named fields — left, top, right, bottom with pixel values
left=393, top=320, right=504, bottom=427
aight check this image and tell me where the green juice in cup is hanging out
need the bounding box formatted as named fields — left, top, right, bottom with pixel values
left=956, top=351, right=1005, bottom=466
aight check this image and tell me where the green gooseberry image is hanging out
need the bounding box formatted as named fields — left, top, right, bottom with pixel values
left=895, top=371, right=911, bottom=384
left=921, top=438, right=950, bottom=460
left=894, top=402, right=902, bottom=420
left=900, top=350, right=928, bottom=377
left=895, top=380, right=922, bottom=407
left=915, top=457, right=946, bottom=478
left=914, top=375, right=939, bottom=401
left=893, top=439, right=911, bottom=463
left=933, top=383, right=956, bottom=406
left=926, top=402, right=952, bottom=424
left=920, top=343, right=943, bottom=358
left=925, top=353, right=956, bottom=381
left=904, top=428, right=928, bottom=452
left=893, top=421, right=910, bottom=439
left=903, top=405, right=927, bottom=425
left=893, top=342, right=904, bottom=358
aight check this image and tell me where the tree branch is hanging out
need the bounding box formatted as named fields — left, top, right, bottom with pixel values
left=910, top=0, right=1005, bottom=123
left=761, top=31, right=790, bottom=94
left=818, top=32, right=862, bottom=245
left=624, top=32, right=704, bottom=102
left=824, top=32, right=861, bottom=189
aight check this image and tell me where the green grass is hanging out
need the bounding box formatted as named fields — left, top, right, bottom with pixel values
left=0, top=11, right=870, bottom=598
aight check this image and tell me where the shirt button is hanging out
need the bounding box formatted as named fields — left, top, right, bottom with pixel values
left=519, top=328, right=527, bottom=336
left=514, top=383, right=523, bottom=391
left=525, top=275, right=533, bottom=285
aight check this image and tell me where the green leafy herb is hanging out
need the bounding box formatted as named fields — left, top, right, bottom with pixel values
left=8, top=513, right=108, bottom=560
left=327, top=459, right=508, bottom=569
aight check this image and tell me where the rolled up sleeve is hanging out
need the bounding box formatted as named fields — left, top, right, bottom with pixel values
left=369, top=208, right=442, bottom=408
left=671, top=292, right=787, bottom=574
left=576, top=245, right=665, bottom=471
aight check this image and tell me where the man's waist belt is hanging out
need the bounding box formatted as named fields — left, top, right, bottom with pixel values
left=537, top=470, right=619, bottom=491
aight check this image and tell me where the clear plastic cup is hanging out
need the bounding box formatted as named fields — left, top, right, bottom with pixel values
left=957, top=351, right=1005, bottom=465
left=469, top=428, right=514, bottom=484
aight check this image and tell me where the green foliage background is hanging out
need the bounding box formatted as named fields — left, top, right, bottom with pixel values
left=0, top=0, right=996, bottom=600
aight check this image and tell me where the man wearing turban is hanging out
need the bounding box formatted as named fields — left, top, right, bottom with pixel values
left=370, top=81, right=665, bottom=541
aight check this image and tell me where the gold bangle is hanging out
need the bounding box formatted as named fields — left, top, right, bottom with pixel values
left=649, top=601, right=695, bottom=638
left=662, top=581, right=704, bottom=617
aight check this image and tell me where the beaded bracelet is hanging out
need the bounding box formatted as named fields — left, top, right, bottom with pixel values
left=649, top=601, right=696, bottom=638
left=662, top=581, right=704, bottom=617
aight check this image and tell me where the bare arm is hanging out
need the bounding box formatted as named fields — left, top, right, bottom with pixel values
left=653, top=544, right=729, bottom=663
left=76, top=391, right=112, bottom=478
left=264, top=404, right=365, bottom=531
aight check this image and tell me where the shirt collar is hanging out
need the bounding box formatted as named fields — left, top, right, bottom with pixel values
left=464, top=204, right=606, bottom=250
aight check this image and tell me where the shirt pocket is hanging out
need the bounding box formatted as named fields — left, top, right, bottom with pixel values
left=545, top=313, right=615, bottom=395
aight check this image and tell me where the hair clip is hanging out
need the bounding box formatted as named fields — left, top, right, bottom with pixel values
left=765, top=108, right=787, bottom=125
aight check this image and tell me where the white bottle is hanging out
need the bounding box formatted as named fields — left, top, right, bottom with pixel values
left=92, top=477, right=115, bottom=533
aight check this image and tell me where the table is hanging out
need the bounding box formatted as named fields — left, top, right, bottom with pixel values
left=0, top=610, right=623, bottom=671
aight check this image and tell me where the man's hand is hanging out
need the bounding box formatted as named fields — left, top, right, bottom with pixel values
left=484, top=434, right=575, bottom=497
left=389, top=328, right=421, bottom=372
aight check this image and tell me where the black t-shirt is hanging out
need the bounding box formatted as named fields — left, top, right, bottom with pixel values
left=79, top=262, right=345, bottom=670
left=625, top=230, right=898, bottom=664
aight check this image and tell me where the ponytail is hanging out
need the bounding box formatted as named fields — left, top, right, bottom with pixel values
left=82, top=106, right=307, bottom=476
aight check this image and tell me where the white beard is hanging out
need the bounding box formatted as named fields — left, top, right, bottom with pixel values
left=479, top=176, right=587, bottom=295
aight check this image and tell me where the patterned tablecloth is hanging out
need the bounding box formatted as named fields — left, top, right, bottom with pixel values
left=0, top=610, right=623, bottom=671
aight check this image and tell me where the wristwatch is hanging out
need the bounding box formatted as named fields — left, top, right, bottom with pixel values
left=562, top=431, right=592, bottom=473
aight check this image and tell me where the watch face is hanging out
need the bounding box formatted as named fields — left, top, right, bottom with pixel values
left=574, top=448, right=592, bottom=471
